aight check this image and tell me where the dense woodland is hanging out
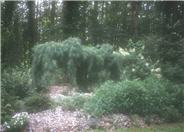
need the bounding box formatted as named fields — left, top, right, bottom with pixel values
left=1, top=1, right=184, bottom=132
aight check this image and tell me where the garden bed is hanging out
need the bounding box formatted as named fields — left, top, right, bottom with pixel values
left=26, top=86, right=146, bottom=132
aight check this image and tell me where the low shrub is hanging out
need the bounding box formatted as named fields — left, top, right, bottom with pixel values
left=1, top=102, right=15, bottom=124
left=14, top=100, right=27, bottom=113
left=84, top=81, right=122, bottom=116
left=1, top=68, right=32, bottom=98
left=3, top=112, right=29, bottom=132
left=24, top=93, right=54, bottom=113
left=122, top=52, right=152, bottom=80
left=1, top=68, right=32, bottom=123
left=58, top=93, right=90, bottom=111
left=84, top=76, right=184, bottom=122
left=121, top=39, right=152, bottom=80
left=166, top=83, right=184, bottom=114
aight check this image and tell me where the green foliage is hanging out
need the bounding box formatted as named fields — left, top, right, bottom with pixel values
left=24, top=93, right=54, bottom=113
left=166, top=83, right=184, bottom=114
left=142, top=34, right=163, bottom=63
left=122, top=53, right=151, bottom=80
left=62, top=1, right=81, bottom=40
left=1, top=68, right=32, bottom=123
left=58, top=93, right=90, bottom=111
left=142, top=34, right=184, bottom=83
left=32, top=37, right=124, bottom=91
left=14, top=100, right=27, bottom=113
left=84, top=76, right=184, bottom=122
left=4, top=112, right=29, bottom=132
left=121, top=40, right=152, bottom=80
left=1, top=68, right=32, bottom=98
left=84, top=80, right=122, bottom=116
left=1, top=103, right=15, bottom=124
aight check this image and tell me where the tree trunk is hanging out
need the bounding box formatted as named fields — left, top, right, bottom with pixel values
left=62, top=1, right=80, bottom=40
left=2, top=1, right=16, bottom=27
left=50, top=1, right=56, bottom=40
left=27, top=1, right=37, bottom=64
left=1, top=1, right=16, bottom=66
left=131, top=1, right=140, bottom=39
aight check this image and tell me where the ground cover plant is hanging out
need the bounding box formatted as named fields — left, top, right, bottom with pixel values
left=57, top=93, right=91, bottom=111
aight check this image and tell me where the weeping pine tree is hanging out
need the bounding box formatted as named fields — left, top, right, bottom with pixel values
left=32, top=37, right=124, bottom=91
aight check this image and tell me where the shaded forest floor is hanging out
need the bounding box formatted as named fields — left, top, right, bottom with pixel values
left=23, top=85, right=183, bottom=132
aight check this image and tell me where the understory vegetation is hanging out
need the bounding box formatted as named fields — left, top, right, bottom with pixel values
left=84, top=77, right=184, bottom=122
left=57, top=93, right=90, bottom=111
left=1, top=1, right=184, bottom=131
left=1, top=67, right=54, bottom=124
left=1, top=36, right=184, bottom=131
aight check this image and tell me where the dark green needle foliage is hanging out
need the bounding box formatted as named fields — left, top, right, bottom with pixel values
left=32, top=37, right=124, bottom=91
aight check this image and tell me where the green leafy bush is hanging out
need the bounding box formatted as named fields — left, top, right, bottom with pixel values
left=24, top=93, right=54, bottom=113
left=58, top=93, right=90, bottom=111
left=84, top=76, right=184, bottom=122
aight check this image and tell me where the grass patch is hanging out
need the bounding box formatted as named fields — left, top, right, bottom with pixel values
left=89, top=122, right=184, bottom=132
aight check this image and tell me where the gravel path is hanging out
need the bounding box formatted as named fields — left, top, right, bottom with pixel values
left=27, top=106, right=90, bottom=132
left=26, top=106, right=138, bottom=132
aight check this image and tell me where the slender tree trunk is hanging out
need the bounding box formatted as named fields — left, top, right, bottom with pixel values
left=62, top=1, right=80, bottom=40
left=27, top=1, right=37, bottom=64
left=2, top=1, right=16, bottom=65
left=51, top=1, right=56, bottom=24
left=2, top=1, right=16, bottom=27
left=131, top=2, right=140, bottom=39
left=90, top=1, right=98, bottom=45
left=50, top=1, right=56, bottom=40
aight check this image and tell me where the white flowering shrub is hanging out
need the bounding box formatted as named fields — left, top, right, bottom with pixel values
left=3, top=112, right=29, bottom=132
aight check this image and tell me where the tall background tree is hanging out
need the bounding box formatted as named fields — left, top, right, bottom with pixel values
left=1, top=1, right=184, bottom=83
left=25, top=1, right=37, bottom=64
left=61, top=1, right=80, bottom=40
left=2, top=1, right=17, bottom=66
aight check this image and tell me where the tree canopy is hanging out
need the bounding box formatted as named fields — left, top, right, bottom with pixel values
left=1, top=1, right=184, bottom=83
